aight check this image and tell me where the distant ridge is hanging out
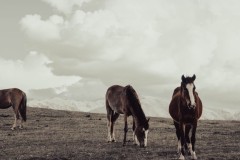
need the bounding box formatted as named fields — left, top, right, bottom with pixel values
left=29, top=96, right=240, bottom=121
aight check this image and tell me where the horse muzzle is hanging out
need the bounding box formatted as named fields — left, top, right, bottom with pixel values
left=188, top=105, right=196, bottom=110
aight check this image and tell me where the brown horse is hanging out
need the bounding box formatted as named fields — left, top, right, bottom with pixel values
left=169, top=75, right=202, bottom=160
left=105, top=85, right=149, bottom=147
left=0, top=88, right=27, bottom=130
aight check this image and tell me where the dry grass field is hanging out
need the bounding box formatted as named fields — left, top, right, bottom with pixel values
left=0, top=107, right=240, bottom=160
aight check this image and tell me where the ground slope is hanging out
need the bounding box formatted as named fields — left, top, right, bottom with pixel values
left=0, top=107, right=240, bottom=160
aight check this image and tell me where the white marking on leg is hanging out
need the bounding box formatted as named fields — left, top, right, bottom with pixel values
left=177, top=140, right=181, bottom=153
left=107, top=122, right=111, bottom=142
left=19, top=119, right=23, bottom=129
left=186, top=83, right=196, bottom=107
left=191, top=151, right=197, bottom=159
left=112, top=125, right=116, bottom=142
left=133, top=131, right=136, bottom=142
left=144, top=130, right=149, bottom=147
left=179, top=153, right=185, bottom=160
left=135, top=135, right=140, bottom=146
left=11, top=114, right=17, bottom=130
left=188, top=143, right=193, bottom=155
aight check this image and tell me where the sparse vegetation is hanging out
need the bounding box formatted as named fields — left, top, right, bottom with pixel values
left=0, top=107, right=240, bottom=160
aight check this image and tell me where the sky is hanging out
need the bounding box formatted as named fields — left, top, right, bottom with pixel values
left=1, top=0, right=240, bottom=115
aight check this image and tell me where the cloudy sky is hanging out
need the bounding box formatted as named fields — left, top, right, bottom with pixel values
left=1, top=0, right=240, bottom=113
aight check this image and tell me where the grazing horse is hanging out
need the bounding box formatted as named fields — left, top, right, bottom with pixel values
left=0, top=88, right=27, bottom=130
left=169, top=75, right=202, bottom=160
left=105, top=85, right=149, bottom=147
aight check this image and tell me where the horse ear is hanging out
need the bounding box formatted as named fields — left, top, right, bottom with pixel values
left=181, top=75, right=186, bottom=83
left=192, top=74, right=196, bottom=81
left=147, top=118, right=150, bottom=122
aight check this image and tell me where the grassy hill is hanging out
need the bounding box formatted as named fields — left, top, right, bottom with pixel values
left=0, top=107, right=240, bottom=160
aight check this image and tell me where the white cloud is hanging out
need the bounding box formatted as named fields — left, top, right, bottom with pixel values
left=42, top=0, right=91, bottom=14
left=0, top=52, right=81, bottom=91
left=19, top=0, right=240, bottom=113
left=20, top=14, right=64, bottom=41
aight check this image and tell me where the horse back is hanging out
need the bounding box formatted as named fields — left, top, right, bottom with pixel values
left=0, top=88, right=25, bottom=109
left=106, top=85, right=125, bottom=114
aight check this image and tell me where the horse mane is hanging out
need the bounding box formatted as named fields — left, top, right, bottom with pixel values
left=125, top=85, right=148, bottom=127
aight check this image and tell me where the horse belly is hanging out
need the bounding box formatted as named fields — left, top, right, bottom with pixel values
left=109, top=103, right=124, bottom=114
left=0, top=103, right=12, bottom=109
left=115, top=107, right=124, bottom=114
left=169, top=99, right=179, bottom=122
left=0, top=94, right=11, bottom=108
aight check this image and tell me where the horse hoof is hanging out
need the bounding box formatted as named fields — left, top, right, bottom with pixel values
left=19, top=127, right=23, bottom=130
left=11, top=127, right=15, bottom=131
left=112, top=139, right=116, bottom=142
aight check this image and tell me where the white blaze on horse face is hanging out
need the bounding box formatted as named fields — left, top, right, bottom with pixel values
left=186, top=83, right=196, bottom=107
left=144, top=129, right=149, bottom=147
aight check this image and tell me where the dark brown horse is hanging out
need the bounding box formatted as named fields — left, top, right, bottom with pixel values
left=0, top=88, right=27, bottom=130
left=169, top=75, right=202, bottom=160
left=106, top=85, right=149, bottom=147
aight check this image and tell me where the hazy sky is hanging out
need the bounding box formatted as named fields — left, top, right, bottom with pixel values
left=1, top=0, right=240, bottom=111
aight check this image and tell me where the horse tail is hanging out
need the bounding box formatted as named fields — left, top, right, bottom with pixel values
left=19, top=92, right=27, bottom=122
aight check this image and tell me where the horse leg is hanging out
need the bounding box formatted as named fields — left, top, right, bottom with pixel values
left=19, top=113, right=24, bottom=129
left=174, top=121, right=181, bottom=154
left=191, top=122, right=198, bottom=159
left=185, top=125, right=192, bottom=155
left=132, top=117, right=136, bottom=144
left=179, top=122, right=186, bottom=160
left=106, top=103, right=112, bottom=142
left=11, top=113, right=17, bottom=130
left=11, top=106, right=19, bottom=130
left=111, top=112, right=119, bottom=142
left=123, top=114, right=128, bottom=146
left=19, top=97, right=27, bottom=129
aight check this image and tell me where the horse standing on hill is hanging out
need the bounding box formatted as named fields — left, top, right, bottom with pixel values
left=105, top=85, right=149, bottom=148
left=169, top=75, right=202, bottom=160
left=0, top=88, right=27, bottom=130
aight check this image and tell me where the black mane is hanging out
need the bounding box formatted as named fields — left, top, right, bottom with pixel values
left=125, top=85, right=148, bottom=129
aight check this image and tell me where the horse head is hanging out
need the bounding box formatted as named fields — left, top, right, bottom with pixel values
left=181, top=74, right=196, bottom=109
left=134, top=118, right=150, bottom=148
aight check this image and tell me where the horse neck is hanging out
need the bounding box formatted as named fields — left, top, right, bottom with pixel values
left=130, top=97, right=147, bottom=126
left=131, top=104, right=147, bottom=125
left=125, top=86, right=147, bottom=126
left=180, top=84, right=185, bottom=97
